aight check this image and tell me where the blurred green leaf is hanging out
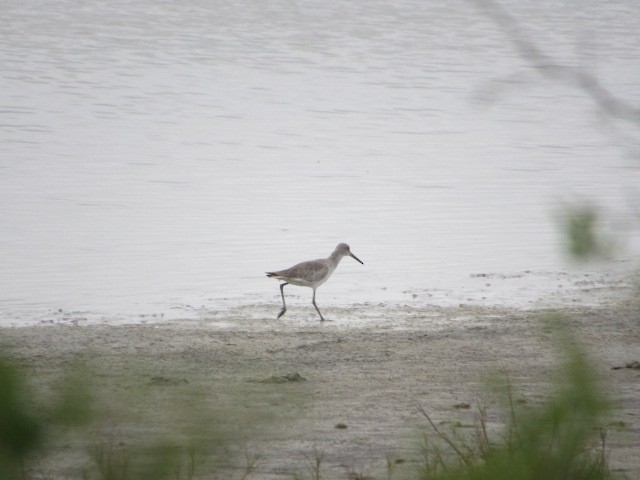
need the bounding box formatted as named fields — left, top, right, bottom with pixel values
left=561, top=204, right=612, bottom=261
left=0, top=355, right=42, bottom=479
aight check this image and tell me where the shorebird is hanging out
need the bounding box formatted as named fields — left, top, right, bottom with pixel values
left=266, top=243, right=364, bottom=321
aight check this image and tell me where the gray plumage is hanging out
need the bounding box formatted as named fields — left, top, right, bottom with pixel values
left=266, top=243, right=364, bottom=321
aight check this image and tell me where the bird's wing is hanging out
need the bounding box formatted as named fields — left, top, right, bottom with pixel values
left=285, top=260, right=329, bottom=284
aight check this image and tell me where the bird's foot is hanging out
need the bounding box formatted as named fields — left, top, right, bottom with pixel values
left=276, top=307, right=287, bottom=319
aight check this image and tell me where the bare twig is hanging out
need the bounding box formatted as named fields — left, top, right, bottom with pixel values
left=418, top=405, right=474, bottom=468
left=303, top=445, right=325, bottom=480
left=473, top=0, right=640, bottom=126
left=475, top=403, right=492, bottom=457
left=238, top=443, right=260, bottom=480
left=502, top=369, right=523, bottom=451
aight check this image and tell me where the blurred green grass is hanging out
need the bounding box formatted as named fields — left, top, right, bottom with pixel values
left=416, top=316, right=616, bottom=480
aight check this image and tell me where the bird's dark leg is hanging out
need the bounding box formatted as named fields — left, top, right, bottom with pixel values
left=277, top=282, right=288, bottom=319
left=312, top=288, right=325, bottom=322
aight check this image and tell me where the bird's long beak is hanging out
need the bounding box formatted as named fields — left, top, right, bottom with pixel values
left=349, top=252, right=364, bottom=265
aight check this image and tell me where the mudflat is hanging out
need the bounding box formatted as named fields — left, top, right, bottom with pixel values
left=1, top=303, right=638, bottom=479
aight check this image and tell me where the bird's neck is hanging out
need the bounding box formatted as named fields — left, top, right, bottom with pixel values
left=328, top=250, right=344, bottom=265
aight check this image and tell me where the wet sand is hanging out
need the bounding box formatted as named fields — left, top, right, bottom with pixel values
left=1, top=300, right=639, bottom=479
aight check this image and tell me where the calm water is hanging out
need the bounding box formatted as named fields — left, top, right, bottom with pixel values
left=1, top=0, right=639, bottom=324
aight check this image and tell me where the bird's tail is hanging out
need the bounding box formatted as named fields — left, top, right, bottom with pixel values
left=266, top=272, right=277, bottom=278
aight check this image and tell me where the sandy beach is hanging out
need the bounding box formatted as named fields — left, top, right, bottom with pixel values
left=2, top=297, right=639, bottom=479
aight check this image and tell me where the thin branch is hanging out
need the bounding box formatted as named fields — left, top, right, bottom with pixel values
left=418, top=405, right=474, bottom=468
left=473, top=0, right=640, bottom=126
left=501, top=368, right=523, bottom=452
left=475, top=403, right=492, bottom=457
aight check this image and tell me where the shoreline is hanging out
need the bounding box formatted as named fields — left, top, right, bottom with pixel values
left=2, top=266, right=636, bottom=329
left=1, top=302, right=639, bottom=479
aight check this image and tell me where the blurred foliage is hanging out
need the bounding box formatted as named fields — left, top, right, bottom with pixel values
left=84, top=441, right=192, bottom=480
left=0, top=354, right=95, bottom=480
left=561, top=204, right=614, bottom=261
left=0, top=347, right=292, bottom=480
left=417, top=316, right=616, bottom=480
left=0, top=356, right=42, bottom=479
